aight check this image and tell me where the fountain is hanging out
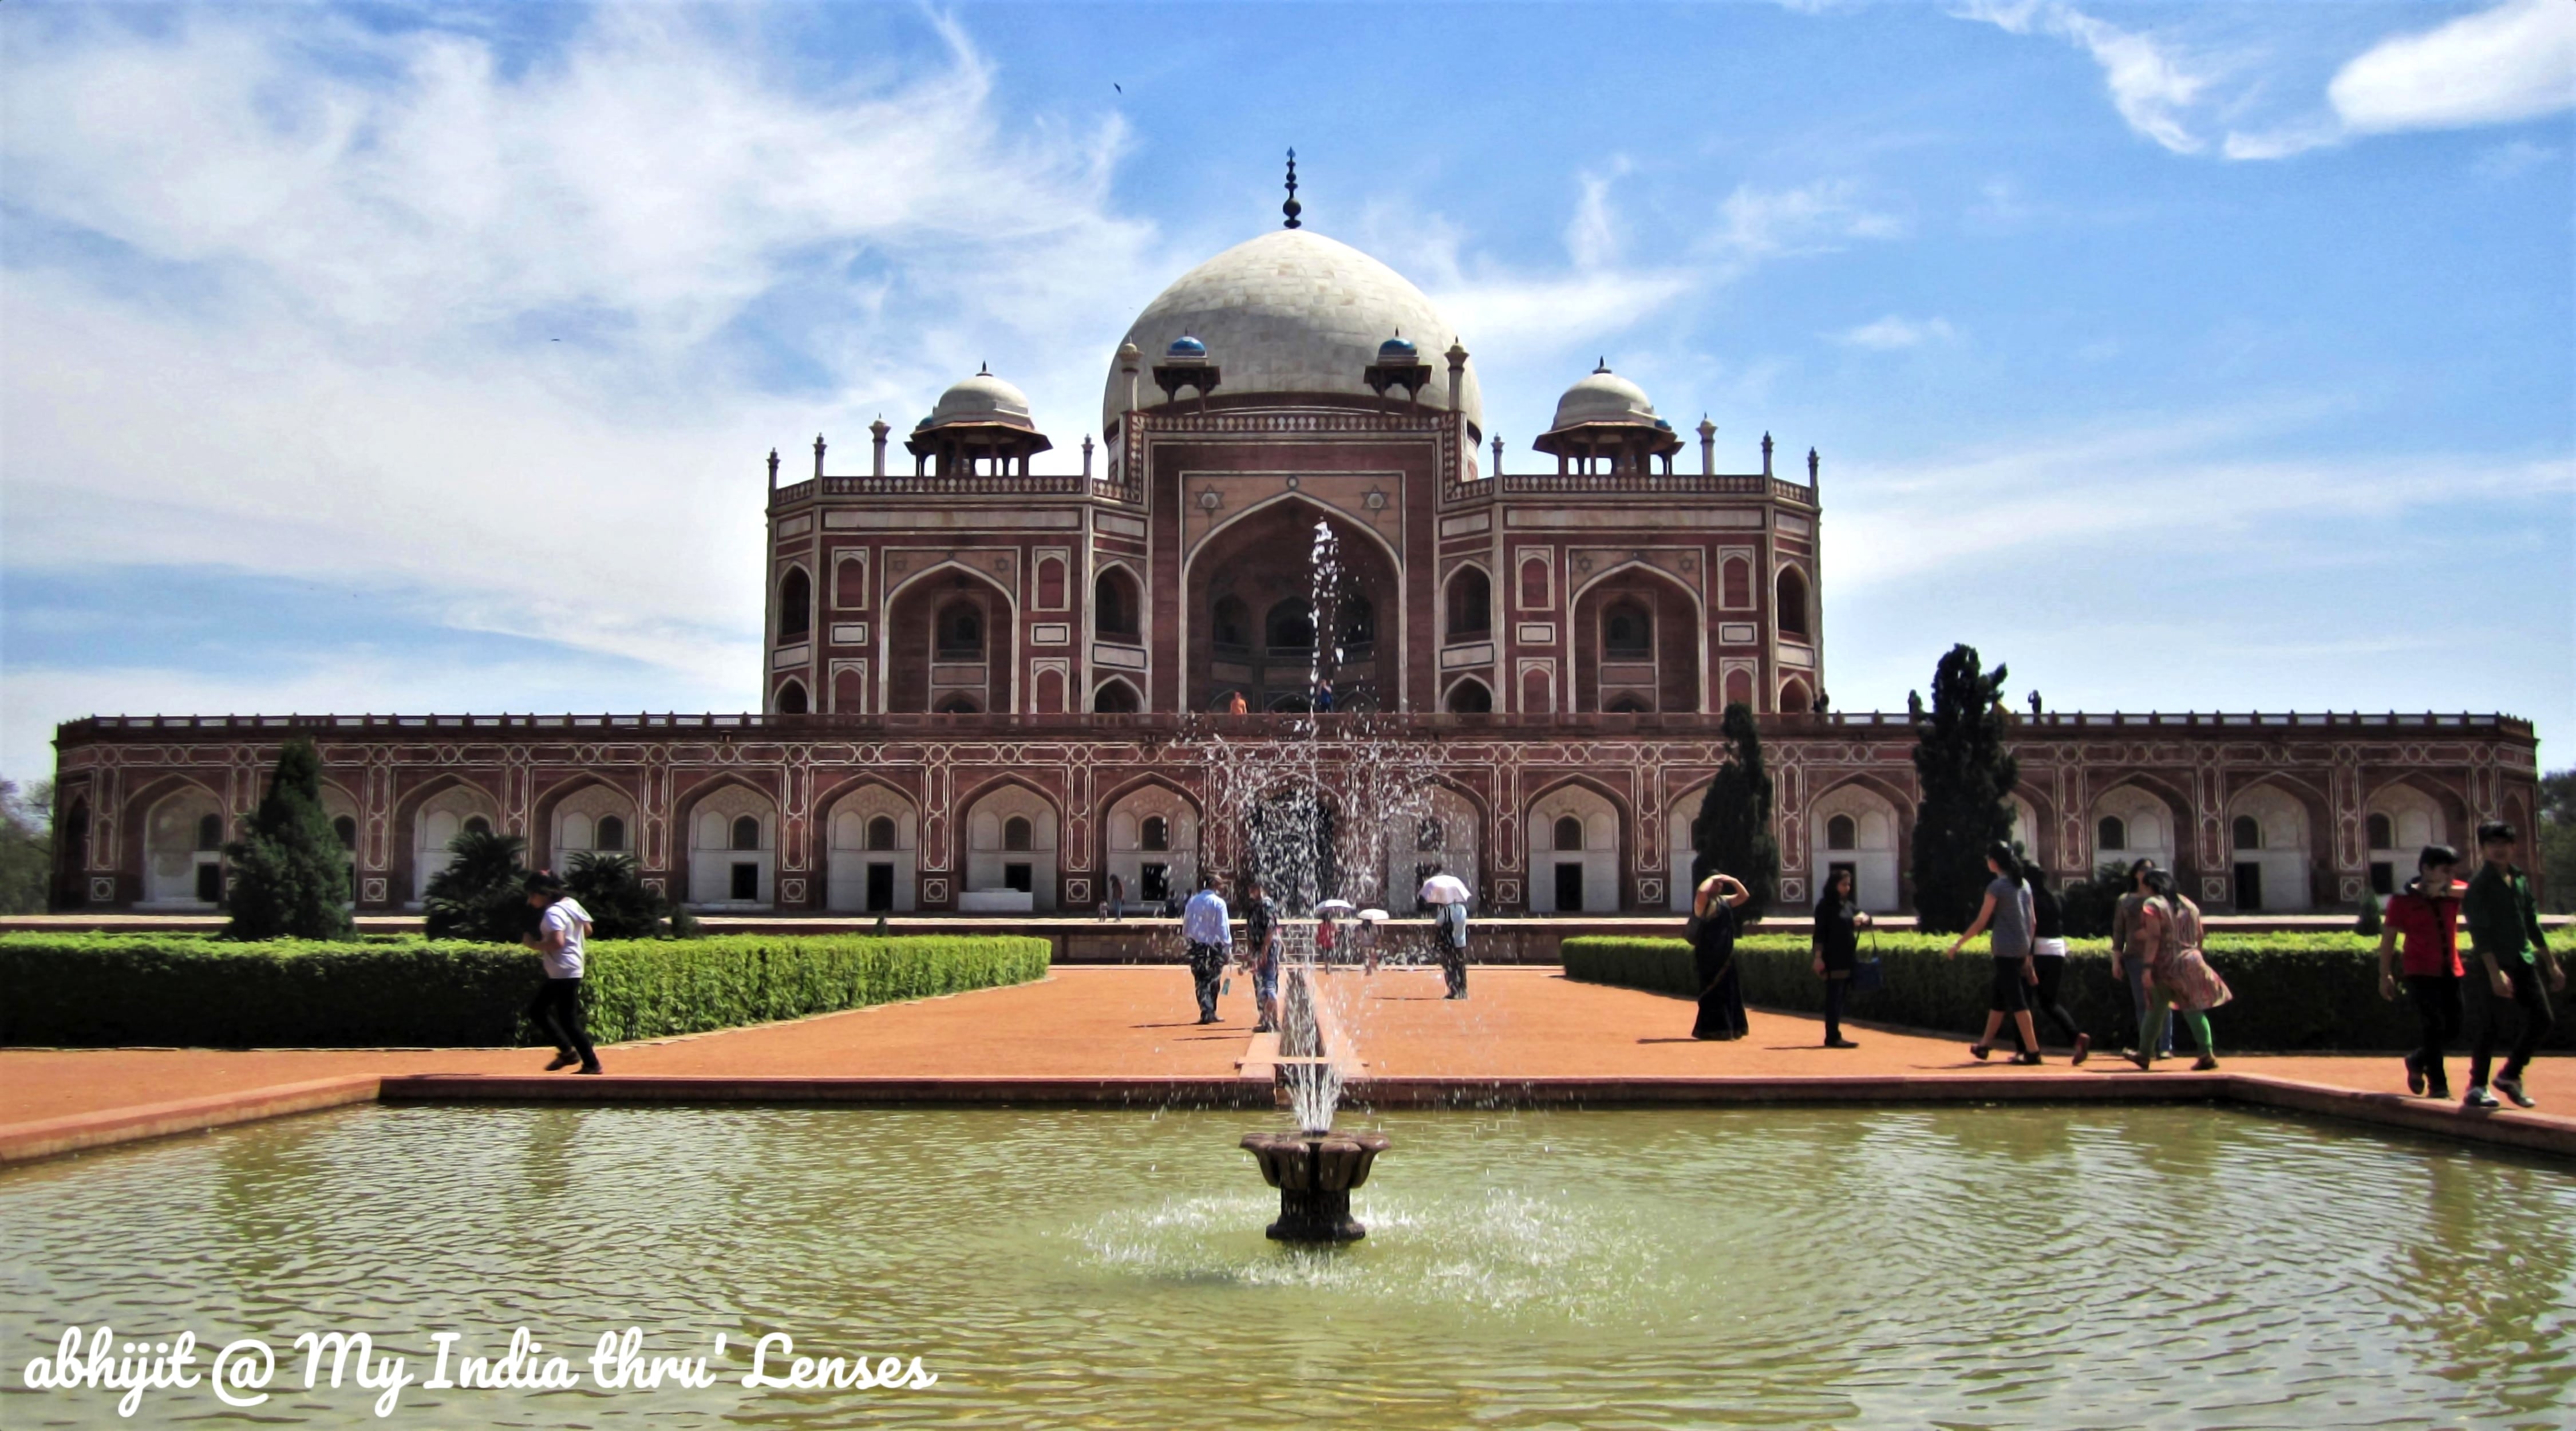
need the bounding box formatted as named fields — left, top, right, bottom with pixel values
left=1240, top=962, right=1389, bottom=1241
left=1202, top=518, right=1435, bottom=1241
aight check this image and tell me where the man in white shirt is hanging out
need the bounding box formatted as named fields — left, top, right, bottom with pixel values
left=521, top=872, right=602, bottom=1073
left=1180, top=869, right=1232, bottom=1025
left=1419, top=866, right=1473, bottom=999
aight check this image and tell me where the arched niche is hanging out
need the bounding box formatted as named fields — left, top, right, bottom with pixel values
left=1571, top=565, right=1700, bottom=714
left=1808, top=781, right=1904, bottom=914
left=1103, top=782, right=1200, bottom=908
left=825, top=782, right=918, bottom=913
left=1527, top=782, right=1620, bottom=914
left=547, top=781, right=641, bottom=873
left=2226, top=781, right=2316, bottom=912
left=141, top=784, right=228, bottom=908
left=1445, top=565, right=1492, bottom=641
left=2091, top=784, right=2179, bottom=883
left=408, top=782, right=501, bottom=906
left=1186, top=500, right=1400, bottom=713
left=2365, top=781, right=2451, bottom=896
left=1389, top=784, right=1481, bottom=913
left=885, top=565, right=1017, bottom=714
left=684, top=781, right=778, bottom=908
left=962, top=782, right=1060, bottom=911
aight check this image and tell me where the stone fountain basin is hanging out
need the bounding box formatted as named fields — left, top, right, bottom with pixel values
left=1240, top=1130, right=1390, bottom=1194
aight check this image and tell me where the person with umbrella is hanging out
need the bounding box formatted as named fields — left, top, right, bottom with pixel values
left=1419, top=865, right=1473, bottom=999
left=1315, top=898, right=1356, bottom=970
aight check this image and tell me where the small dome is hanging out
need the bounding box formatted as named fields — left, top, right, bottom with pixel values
left=1550, top=362, right=1657, bottom=429
left=1165, top=335, right=1208, bottom=360
left=1377, top=335, right=1419, bottom=362
left=926, top=365, right=1034, bottom=428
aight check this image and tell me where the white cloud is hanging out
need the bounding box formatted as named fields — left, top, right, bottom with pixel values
left=2330, top=0, right=2576, bottom=133
left=1824, top=412, right=2576, bottom=591
left=0, top=7, right=1170, bottom=721
left=1835, top=315, right=1958, bottom=350
left=1961, top=0, right=2576, bottom=163
left=2475, top=137, right=2561, bottom=179
left=1711, top=179, right=1906, bottom=263
left=1959, top=1, right=2208, bottom=154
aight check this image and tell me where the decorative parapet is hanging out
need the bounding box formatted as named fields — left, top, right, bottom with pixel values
left=1448, top=472, right=1818, bottom=504
left=54, top=709, right=2539, bottom=741
left=771, top=473, right=1138, bottom=505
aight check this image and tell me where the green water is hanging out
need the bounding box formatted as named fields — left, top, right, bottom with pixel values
left=1, top=1104, right=2570, bottom=1429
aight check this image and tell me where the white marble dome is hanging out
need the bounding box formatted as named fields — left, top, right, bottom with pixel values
left=927, top=367, right=1035, bottom=428
left=1103, top=230, right=1481, bottom=433
left=1550, top=363, right=1656, bottom=429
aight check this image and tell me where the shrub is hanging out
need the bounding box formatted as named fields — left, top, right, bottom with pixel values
left=564, top=853, right=675, bottom=940
left=0, top=934, right=1048, bottom=1047
left=222, top=738, right=355, bottom=941
left=422, top=829, right=535, bottom=943
left=2057, top=863, right=2136, bottom=939
left=1561, top=932, right=2576, bottom=1054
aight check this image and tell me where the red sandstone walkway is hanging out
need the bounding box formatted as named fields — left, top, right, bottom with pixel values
left=4, top=966, right=2569, bottom=1163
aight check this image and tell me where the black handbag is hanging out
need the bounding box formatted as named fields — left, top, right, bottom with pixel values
left=1850, top=932, right=1885, bottom=995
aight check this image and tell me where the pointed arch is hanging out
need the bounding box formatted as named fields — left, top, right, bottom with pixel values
left=884, top=559, right=1019, bottom=714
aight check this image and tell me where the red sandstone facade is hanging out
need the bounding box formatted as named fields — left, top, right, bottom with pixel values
left=45, top=228, right=2543, bottom=919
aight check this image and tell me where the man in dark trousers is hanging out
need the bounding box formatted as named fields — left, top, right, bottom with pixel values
left=1241, top=876, right=1283, bottom=1033
left=521, top=871, right=602, bottom=1074
left=2376, top=843, right=2466, bottom=1100
left=1180, top=869, right=1232, bottom=1025
left=2463, top=820, right=2560, bottom=1109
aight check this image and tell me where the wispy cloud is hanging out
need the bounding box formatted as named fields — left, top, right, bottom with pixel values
left=1958, top=1, right=2208, bottom=154
left=1835, top=315, right=1959, bottom=350
left=2330, top=0, right=2576, bottom=134
left=0, top=7, right=1164, bottom=713
left=1826, top=409, right=2576, bottom=591
left=1959, top=0, right=2576, bottom=163
left=1712, top=179, right=1907, bottom=263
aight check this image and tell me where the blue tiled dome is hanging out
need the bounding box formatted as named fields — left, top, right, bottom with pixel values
left=1165, top=335, right=1208, bottom=360
left=1377, top=335, right=1420, bottom=362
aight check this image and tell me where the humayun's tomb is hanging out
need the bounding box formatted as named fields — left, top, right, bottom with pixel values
left=46, top=199, right=2542, bottom=920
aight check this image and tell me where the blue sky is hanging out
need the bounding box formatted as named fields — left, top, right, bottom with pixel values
left=3, top=0, right=2570, bottom=786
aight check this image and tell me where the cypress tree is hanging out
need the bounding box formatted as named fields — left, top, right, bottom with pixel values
left=1908, top=644, right=2020, bottom=933
left=1690, top=701, right=1780, bottom=925
left=222, top=737, right=357, bottom=940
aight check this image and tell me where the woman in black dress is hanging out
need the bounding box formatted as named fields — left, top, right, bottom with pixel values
left=1691, top=871, right=1753, bottom=1039
left=1810, top=867, right=1871, bottom=1048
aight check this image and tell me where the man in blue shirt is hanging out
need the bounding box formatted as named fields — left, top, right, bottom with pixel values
left=1181, top=869, right=1232, bottom=1025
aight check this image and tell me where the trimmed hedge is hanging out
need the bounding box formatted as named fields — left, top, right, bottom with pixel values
left=1562, top=933, right=2574, bottom=1053
left=0, top=934, right=1048, bottom=1048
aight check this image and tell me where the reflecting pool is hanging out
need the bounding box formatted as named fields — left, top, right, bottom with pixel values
left=3, top=1105, right=2571, bottom=1428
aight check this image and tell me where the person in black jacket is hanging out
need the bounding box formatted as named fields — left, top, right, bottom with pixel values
left=1810, top=867, right=1870, bottom=1047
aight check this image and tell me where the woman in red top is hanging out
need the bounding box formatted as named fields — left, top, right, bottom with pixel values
left=2376, top=844, right=2466, bottom=1100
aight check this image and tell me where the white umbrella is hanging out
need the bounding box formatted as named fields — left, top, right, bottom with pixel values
left=1357, top=908, right=1390, bottom=922
left=1419, top=873, right=1472, bottom=906
left=1314, top=899, right=1357, bottom=915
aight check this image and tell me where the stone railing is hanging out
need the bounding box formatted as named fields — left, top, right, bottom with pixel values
left=1447, top=472, right=1818, bottom=503
left=58, top=710, right=2539, bottom=740
left=771, top=474, right=1138, bottom=505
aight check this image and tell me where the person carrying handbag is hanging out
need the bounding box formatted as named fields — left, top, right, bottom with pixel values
left=2130, top=867, right=2229, bottom=1070
left=1810, top=867, right=1870, bottom=1048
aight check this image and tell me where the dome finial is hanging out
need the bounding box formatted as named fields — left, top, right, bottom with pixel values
left=1282, top=148, right=1302, bottom=230
left=978, top=361, right=990, bottom=375
left=1595, top=357, right=1611, bottom=373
